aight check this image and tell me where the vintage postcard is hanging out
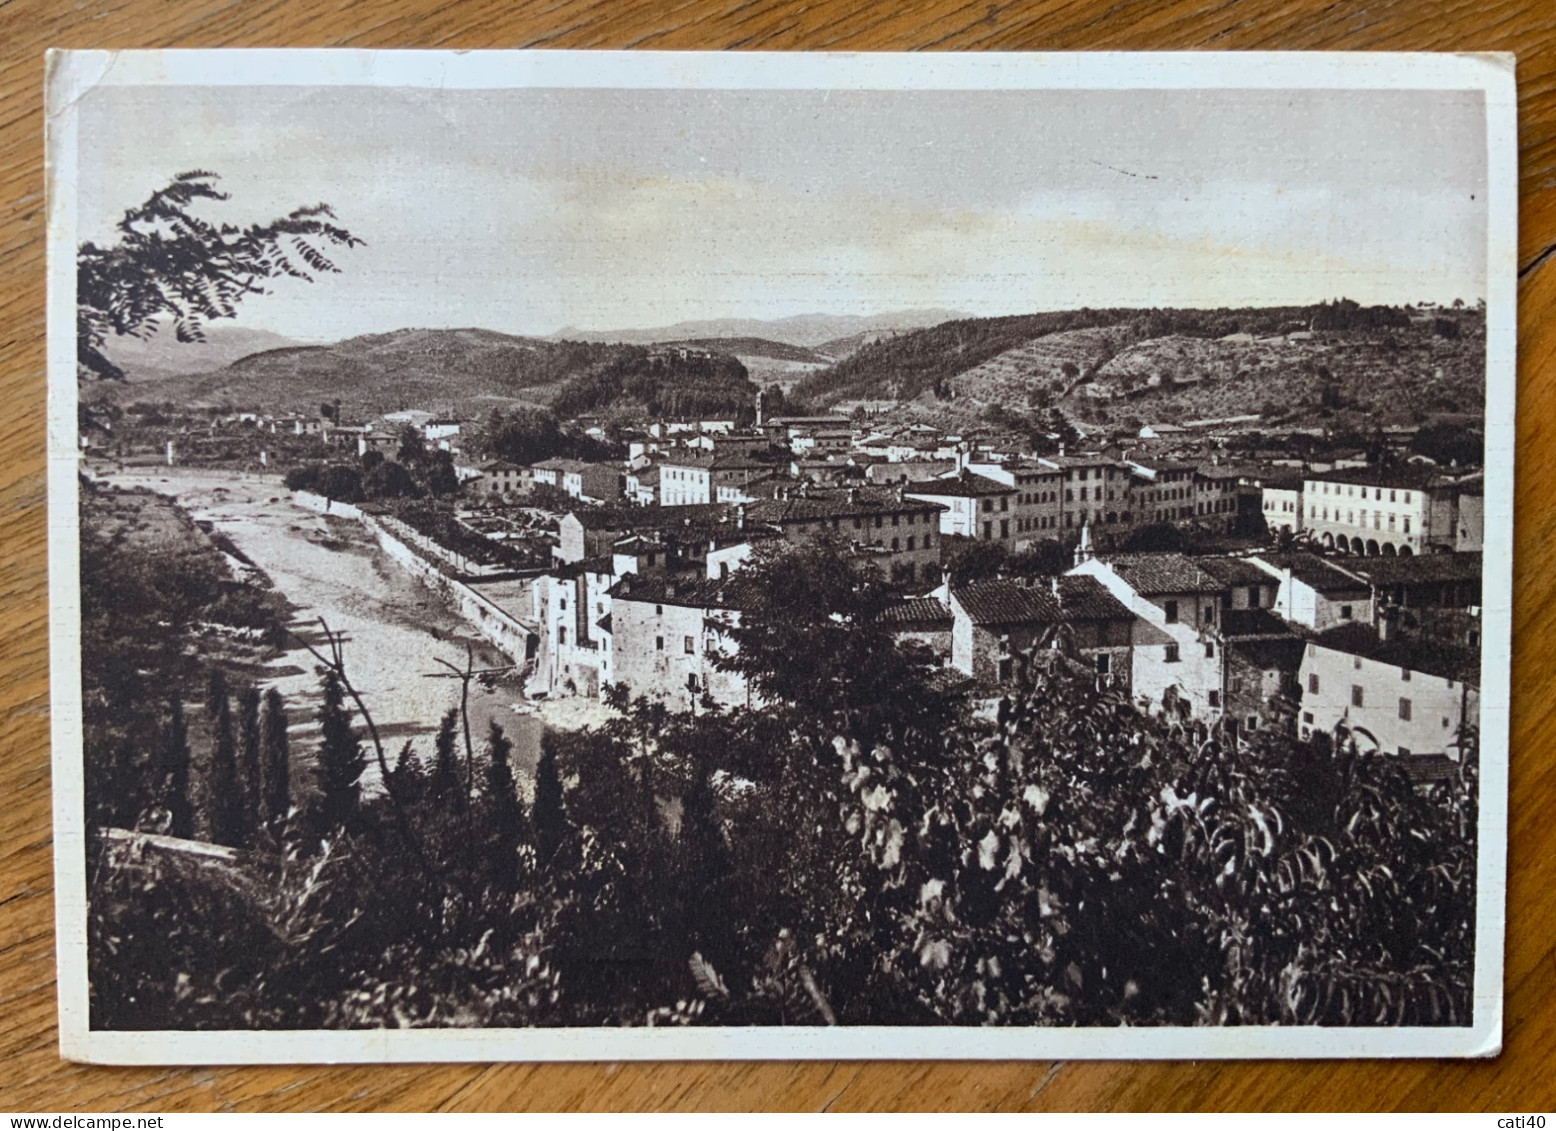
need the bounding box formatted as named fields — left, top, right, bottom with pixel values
left=44, top=50, right=1515, bottom=1062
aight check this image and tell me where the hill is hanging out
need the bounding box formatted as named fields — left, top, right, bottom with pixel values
left=551, top=308, right=971, bottom=349
left=99, top=323, right=308, bottom=382
left=87, top=327, right=759, bottom=422
left=660, top=337, right=835, bottom=397
left=793, top=303, right=1485, bottom=432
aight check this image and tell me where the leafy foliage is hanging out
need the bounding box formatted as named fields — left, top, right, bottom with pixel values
left=77, top=171, right=361, bottom=380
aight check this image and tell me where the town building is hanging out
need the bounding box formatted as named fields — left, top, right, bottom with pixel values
left=742, top=487, right=946, bottom=587
left=1249, top=553, right=1372, bottom=631
left=966, top=460, right=1066, bottom=548
left=658, top=450, right=788, bottom=506
left=1296, top=623, right=1479, bottom=759
left=1259, top=476, right=1304, bottom=535
left=1042, top=455, right=1132, bottom=535
left=531, top=458, right=623, bottom=504
left=530, top=557, right=619, bottom=698
left=1300, top=466, right=1471, bottom=556
left=607, top=574, right=756, bottom=711
left=949, top=576, right=1135, bottom=687
left=468, top=459, right=531, bottom=499
left=1125, top=458, right=1198, bottom=526
left=1068, top=553, right=1230, bottom=720
left=904, top=470, right=1018, bottom=546
left=876, top=596, right=955, bottom=657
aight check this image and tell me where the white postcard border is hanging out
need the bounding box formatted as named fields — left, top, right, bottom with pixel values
left=44, top=48, right=1516, bottom=1064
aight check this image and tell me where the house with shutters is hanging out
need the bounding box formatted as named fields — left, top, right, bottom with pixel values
left=903, top=469, right=1018, bottom=546
left=949, top=575, right=1136, bottom=688
left=1249, top=552, right=1372, bottom=631
left=1296, top=622, right=1479, bottom=760
left=607, top=574, right=757, bottom=711
left=1067, top=553, right=1229, bottom=720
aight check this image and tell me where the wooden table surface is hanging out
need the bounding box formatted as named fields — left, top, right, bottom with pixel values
left=3, top=0, right=1554, bottom=1113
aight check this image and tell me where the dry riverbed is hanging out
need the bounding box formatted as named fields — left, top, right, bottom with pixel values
left=96, top=469, right=619, bottom=786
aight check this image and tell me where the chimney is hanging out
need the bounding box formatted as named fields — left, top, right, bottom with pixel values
left=1050, top=575, right=1061, bottom=599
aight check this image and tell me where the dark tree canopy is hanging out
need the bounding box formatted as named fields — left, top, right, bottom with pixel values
left=76, top=171, right=361, bottom=380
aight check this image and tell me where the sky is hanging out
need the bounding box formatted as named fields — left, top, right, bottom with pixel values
left=75, top=84, right=1489, bottom=342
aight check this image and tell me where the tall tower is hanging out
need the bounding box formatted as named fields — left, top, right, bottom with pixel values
left=755, top=387, right=766, bottom=428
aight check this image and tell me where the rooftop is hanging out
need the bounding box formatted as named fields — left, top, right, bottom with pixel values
left=902, top=469, right=1014, bottom=498
left=1345, top=551, right=1483, bottom=587
left=953, top=575, right=1134, bottom=627
left=609, top=573, right=762, bottom=612
left=1312, top=622, right=1481, bottom=685
left=875, top=597, right=954, bottom=630
left=1303, top=464, right=1455, bottom=490
left=1218, top=608, right=1299, bottom=641
left=1253, top=552, right=1370, bottom=595
left=1195, top=556, right=1275, bottom=588
left=1100, top=553, right=1225, bottom=595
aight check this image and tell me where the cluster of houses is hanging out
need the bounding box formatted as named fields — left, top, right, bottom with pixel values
left=515, top=494, right=1480, bottom=775
left=245, top=399, right=1484, bottom=775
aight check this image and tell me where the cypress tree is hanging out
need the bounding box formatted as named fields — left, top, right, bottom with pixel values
left=160, top=694, right=193, bottom=839
left=483, top=720, right=527, bottom=893
left=207, top=689, right=243, bottom=846
left=429, top=707, right=462, bottom=811
left=205, top=669, right=229, bottom=721
left=315, top=669, right=365, bottom=833
left=387, top=739, right=424, bottom=805
left=259, top=688, right=290, bottom=832
left=532, top=733, right=566, bottom=866
left=237, top=686, right=263, bottom=840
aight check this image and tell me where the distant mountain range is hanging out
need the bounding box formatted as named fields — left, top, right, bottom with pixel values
left=98, top=323, right=311, bottom=382
left=551, top=309, right=971, bottom=350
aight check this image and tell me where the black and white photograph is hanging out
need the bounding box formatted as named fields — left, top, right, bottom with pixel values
left=44, top=50, right=1515, bottom=1062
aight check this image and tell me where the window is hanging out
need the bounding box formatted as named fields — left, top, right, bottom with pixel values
left=1400, top=668, right=1411, bottom=681
left=1340, top=605, right=1353, bottom=620
left=1095, top=653, right=1111, bottom=675
left=655, top=604, right=663, bottom=616
left=1303, top=711, right=1314, bottom=724
left=655, top=635, right=664, bottom=651
left=1204, top=641, right=1215, bottom=659
left=1248, top=586, right=1261, bottom=608
left=687, top=673, right=699, bottom=693
left=559, top=596, right=567, bottom=610
left=1397, top=697, right=1413, bottom=721
left=1351, top=685, right=1365, bottom=708
left=1308, top=672, right=1320, bottom=694
left=1232, top=676, right=1243, bottom=693
left=906, top=536, right=916, bottom=551
left=1164, top=643, right=1180, bottom=663
left=684, top=635, right=696, bottom=654
left=1246, top=715, right=1259, bottom=731
left=1164, top=600, right=1179, bottom=624
left=982, top=499, right=993, bottom=513
left=1208, top=690, right=1220, bottom=708
left=558, top=626, right=567, bottom=645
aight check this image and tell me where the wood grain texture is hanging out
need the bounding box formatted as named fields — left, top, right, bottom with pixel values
left=2, top=0, right=1553, bottom=1113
